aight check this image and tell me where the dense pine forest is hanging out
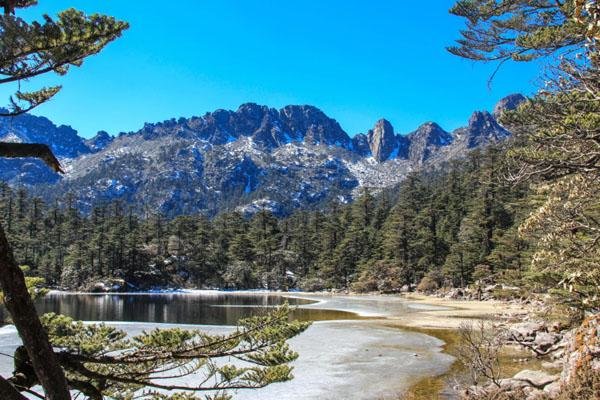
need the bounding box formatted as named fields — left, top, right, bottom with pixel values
left=0, top=145, right=534, bottom=294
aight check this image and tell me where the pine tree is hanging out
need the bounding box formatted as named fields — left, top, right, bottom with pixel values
left=448, top=1, right=587, bottom=65
left=288, top=211, right=316, bottom=276
left=0, top=2, right=128, bottom=396
left=451, top=0, right=600, bottom=312
left=188, top=215, right=215, bottom=286
left=249, top=209, right=281, bottom=288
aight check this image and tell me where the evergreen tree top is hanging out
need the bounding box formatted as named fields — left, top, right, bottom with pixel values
left=0, top=1, right=128, bottom=115
left=448, top=0, right=588, bottom=65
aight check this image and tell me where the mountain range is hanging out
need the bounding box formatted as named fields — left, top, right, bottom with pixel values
left=0, top=94, right=525, bottom=216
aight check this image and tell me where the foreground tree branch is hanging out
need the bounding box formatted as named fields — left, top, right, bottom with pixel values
left=0, top=375, right=28, bottom=400
left=0, top=142, right=64, bottom=172
left=0, top=2, right=128, bottom=399
left=0, top=308, right=309, bottom=399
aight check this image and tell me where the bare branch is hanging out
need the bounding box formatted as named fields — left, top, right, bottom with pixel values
left=0, top=142, right=63, bottom=173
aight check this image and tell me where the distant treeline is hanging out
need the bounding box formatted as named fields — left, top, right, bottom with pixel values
left=0, top=145, right=533, bottom=292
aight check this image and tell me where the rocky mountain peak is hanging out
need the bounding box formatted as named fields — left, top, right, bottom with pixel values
left=367, top=119, right=396, bottom=162
left=407, top=122, right=452, bottom=165
left=85, top=130, right=114, bottom=152
left=0, top=109, right=89, bottom=158
left=469, top=111, right=496, bottom=128
left=456, top=111, right=510, bottom=148
left=0, top=98, right=516, bottom=216
left=416, top=122, right=450, bottom=141
left=280, top=105, right=351, bottom=148
left=236, top=102, right=269, bottom=115
left=493, top=94, right=526, bottom=119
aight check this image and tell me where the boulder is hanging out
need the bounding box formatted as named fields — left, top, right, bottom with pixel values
left=541, top=360, right=563, bottom=370
left=512, top=369, right=559, bottom=388
left=87, top=278, right=126, bottom=293
left=498, top=378, right=530, bottom=390
left=523, top=387, right=544, bottom=400
left=561, top=314, right=600, bottom=382
left=510, top=322, right=545, bottom=340
left=534, top=332, right=560, bottom=351
left=484, top=284, right=502, bottom=292
left=543, top=381, right=561, bottom=398
left=445, top=288, right=464, bottom=299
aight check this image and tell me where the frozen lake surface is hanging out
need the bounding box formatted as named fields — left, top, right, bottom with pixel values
left=0, top=293, right=455, bottom=399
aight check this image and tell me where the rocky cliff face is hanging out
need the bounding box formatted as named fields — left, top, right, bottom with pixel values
left=367, top=119, right=394, bottom=162
left=0, top=95, right=523, bottom=216
left=136, top=103, right=352, bottom=150
left=453, top=111, right=510, bottom=149
left=407, top=122, right=453, bottom=165
left=0, top=109, right=90, bottom=158
left=85, top=131, right=114, bottom=153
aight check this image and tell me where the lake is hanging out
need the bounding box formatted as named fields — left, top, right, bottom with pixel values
left=31, top=291, right=361, bottom=325
left=0, top=292, right=456, bottom=400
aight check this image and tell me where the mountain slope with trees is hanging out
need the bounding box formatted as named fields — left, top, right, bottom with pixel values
left=0, top=144, right=532, bottom=294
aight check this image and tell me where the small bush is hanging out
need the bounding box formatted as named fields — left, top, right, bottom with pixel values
left=352, top=261, right=403, bottom=293
left=472, top=265, right=493, bottom=284
left=298, top=277, right=326, bottom=292
left=490, top=287, right=529, bottom=301
left=456, top=321, right=505, bottom=387
left=416, top=275, right=438, bottom=293
left=459, top=387, right=527, bottom=400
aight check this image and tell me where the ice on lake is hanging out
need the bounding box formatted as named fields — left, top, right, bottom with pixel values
left=0, top=294, right=455, bottom=399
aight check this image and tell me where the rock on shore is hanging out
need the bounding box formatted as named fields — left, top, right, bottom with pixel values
left=466, top=314, right=599, bottom=399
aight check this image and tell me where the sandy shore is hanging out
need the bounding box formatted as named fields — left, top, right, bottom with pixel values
left=287, top=292, right=528, bottom=330
left=283, top=292, right=530, bottom=399
left=391, top=294, right=528, bottom=329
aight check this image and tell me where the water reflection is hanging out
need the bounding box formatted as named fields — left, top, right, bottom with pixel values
left=29, top=293, right=360, bottom=325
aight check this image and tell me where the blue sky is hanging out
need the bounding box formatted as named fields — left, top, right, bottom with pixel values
left=1, top=1, right=542, bottom=139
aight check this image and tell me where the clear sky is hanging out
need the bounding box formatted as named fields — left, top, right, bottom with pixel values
left=1, top=1, right=543, bottom=139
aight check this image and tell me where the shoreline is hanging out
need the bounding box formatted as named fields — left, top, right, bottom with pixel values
left=390, top=295, right=534, bottom=400
left=393, top=293, right=528, bottom=329
left=41, top=289, right=527, bottom=330
left=285, top=292, right=532, bottom=400
left=2, top=293, right=458, bottom=400
left=2, top=290, right=526, bottom=400
left=285, top=291, right=527, bottom=329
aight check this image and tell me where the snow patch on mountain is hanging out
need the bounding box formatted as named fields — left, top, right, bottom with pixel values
left=0, top=96, right=522, bottom=216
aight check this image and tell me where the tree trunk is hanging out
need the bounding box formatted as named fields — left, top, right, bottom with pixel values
left=0, top=222, right=71, bottom=400
left=0, top=375, right=28, bottom=400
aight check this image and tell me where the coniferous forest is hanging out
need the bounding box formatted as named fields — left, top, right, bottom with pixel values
left=0, top=146, right=533, bottom=294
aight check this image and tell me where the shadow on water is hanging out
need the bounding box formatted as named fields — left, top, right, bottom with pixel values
left=28, top=293, right=361, bottom=325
